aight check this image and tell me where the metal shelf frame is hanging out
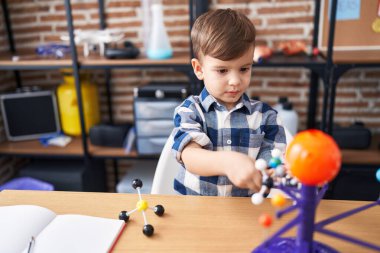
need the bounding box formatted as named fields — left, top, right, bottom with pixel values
left=1, top=0, right=379, bottom=181
left=0, top=0, right=21, bottom=87
left=320, top=0, right=380, bottom=134
left=0, top=0, right=207, bottom=187
left=2, top=0, right=376, bottom=136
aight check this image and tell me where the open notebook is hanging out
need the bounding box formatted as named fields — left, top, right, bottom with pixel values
left=0, top=205, right=125, bottom=253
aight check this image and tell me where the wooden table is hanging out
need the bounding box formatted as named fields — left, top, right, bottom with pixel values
left=0, top=190, right=379, bottom=253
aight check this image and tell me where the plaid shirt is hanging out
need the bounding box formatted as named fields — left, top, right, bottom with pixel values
left=171, top=88, right=287, bottom=196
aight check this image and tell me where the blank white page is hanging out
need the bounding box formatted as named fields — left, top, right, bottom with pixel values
left=0, top=205, right=56, bottom=253
left=25, top=214, right=125, bottom=253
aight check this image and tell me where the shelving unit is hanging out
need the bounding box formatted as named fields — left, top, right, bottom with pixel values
left=253, top=0, right=380, bottom=167
left=318, top=1, right=380, bottom=168
left=316, top=1, right=380, bottom=201
left=0, top=0, right=207, bottom=189
left=254, top=52, right=326, bottom=131
left=323, top=53, right=380, bottom=140
left=253, top=0, right=326, bottom=131
left=0, top=72, right=189, bottom=158
left=0, top=0, right=379, bottom=191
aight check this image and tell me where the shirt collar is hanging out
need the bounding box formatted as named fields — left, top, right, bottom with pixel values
left=199, top=87, right=253, bottom=114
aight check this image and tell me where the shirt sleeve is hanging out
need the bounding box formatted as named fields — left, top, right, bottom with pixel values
left=257, top=108, right=287, bottom=162
left=171, top=99, right=211, bottom=164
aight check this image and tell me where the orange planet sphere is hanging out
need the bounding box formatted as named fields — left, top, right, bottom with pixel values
left=285, top=129, right=341, bottom=186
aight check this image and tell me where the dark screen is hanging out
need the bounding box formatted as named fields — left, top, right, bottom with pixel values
left=4, top=95, right=58, bottom=136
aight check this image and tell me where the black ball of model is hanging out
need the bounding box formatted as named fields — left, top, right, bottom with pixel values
left=143, top=224, right=154, bottom=237
left=263, top=177, right=274, bottom=188
left=154, top=205, right=165, bottom=216
left=132, top=179, right=143, bottom=189
left=119, top=210, right=130, bottom=222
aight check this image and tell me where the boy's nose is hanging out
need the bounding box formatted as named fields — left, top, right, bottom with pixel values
left=228, top=73, right=241, bottom=86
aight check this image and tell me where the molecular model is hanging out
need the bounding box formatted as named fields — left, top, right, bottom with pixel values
left=251, top=129, right=380, bottom=253
left=119, top=179, right=165, bottom=237
left=251, top=147, right=299, bottom=206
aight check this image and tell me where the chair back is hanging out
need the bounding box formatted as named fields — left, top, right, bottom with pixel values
left=151, top=134, right=179, bottom=195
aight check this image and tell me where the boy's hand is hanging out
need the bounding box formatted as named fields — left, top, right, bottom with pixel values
left=223, top=152, right=262, bottom=192
left=181, top=143, right=262, bottom=192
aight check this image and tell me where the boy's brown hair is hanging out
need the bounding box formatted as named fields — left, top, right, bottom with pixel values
left=191, top=8, right=256, bottom=61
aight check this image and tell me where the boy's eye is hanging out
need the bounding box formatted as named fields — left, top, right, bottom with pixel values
left=240, top=67, right=250, bottom=72
left=216, top=69, right=228, bottom=74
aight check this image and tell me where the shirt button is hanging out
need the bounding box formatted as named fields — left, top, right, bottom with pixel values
left=226, top=140, right=232, bottom=145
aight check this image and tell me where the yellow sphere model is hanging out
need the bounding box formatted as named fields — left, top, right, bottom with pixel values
left=271, top=193, right=286, bottom=208
left=136, top=200, right=149, bottom=211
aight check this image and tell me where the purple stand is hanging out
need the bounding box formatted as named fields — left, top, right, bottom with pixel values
left=296, top=186, right=316, bottom=253
left=254, top=237, right=339, bottom=253
left=253, top=184, right=380, bottom=253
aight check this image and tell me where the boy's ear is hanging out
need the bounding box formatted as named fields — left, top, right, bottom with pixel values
left=191, top=58, right=204, bottom=80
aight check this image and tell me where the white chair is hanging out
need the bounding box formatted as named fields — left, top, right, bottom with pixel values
left=151, top=128, right=294, bottom=195
left=151, top=134, right=179, bottom=195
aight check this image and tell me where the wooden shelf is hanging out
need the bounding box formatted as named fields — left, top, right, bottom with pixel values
left=341, top=135, right=380, bottom=165
left=254, top=53, right=325, bottom=68
left=89, top=143, right=139, bottom=158
left=0, top=54, right=72, bottom=70
left=80, top=53, right=191, bottom=68
left=0, top=138, right=139, bottom=159
left=342, top=150, right=380, bottom=165
left=321, top=50, right=380, bottom=64
left=0, top=53, right=191, bottom=70
left=0, top=138, right=81, bottom=157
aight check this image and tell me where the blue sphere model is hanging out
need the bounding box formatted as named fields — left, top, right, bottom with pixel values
left=376, top=168, right=380, bottom=183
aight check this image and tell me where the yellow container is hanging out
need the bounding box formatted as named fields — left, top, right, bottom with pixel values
left=57, top=70, right=100, bottom=136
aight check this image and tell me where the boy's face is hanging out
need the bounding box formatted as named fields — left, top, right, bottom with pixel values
left=191, top=46, right=254, bottom=110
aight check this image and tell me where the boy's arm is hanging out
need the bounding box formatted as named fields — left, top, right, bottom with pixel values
left=172, top=99, right=262, bottom=192
left=181, top=141, right=262, bottom=192
left=257, top=108, right=287, bottom=161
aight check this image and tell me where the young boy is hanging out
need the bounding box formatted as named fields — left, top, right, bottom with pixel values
left=171, top=9, right=287, bottom=196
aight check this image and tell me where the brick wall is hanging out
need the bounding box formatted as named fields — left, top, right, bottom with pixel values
left=1, top=0, right=379, bottom=191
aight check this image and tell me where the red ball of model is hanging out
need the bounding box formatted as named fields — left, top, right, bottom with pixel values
left=285, top=129, right=341, bottom=186
left=258, top=213, right=273, bottom=228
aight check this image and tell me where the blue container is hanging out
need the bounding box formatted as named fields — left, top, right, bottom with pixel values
left=147, top=49, right=173, bottom=60
left=147, top=4, right=173, bottom=60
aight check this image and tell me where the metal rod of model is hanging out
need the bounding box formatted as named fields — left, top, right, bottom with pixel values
left=119, top=179, right=165, bottom=237
left=252, top=129, right=380, bottom=253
